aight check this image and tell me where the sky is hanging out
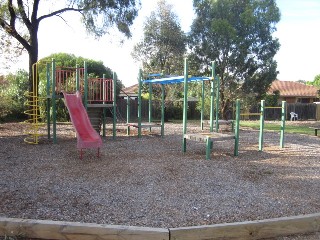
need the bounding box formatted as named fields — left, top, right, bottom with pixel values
left=2, top=0, right=320, bottom=87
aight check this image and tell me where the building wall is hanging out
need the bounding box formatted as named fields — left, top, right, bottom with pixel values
left=279, top=97, right=318, bottom=104
left=280, top=97, right=296, bottom=103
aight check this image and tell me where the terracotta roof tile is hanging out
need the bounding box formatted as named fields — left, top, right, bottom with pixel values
left=121, top=84, right=138, bottom=95
left=268, top=80, right=319, bottom=97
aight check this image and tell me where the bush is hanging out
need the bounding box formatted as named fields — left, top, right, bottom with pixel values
left=0, top=70, right=28, bottom=122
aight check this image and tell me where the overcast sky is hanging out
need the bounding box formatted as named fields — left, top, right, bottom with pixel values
left=2, top=0, right=320, bottom=87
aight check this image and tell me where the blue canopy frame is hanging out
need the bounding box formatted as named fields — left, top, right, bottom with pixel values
left=134, top=60, right=220, bottom=138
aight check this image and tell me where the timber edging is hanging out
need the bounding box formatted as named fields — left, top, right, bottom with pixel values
left=0, top=213, right=319, bottom=240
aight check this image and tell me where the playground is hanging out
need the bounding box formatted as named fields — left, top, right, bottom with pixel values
left=1, top=60, right=320, bottom=239
left=0, top=120, right=319, bottom=231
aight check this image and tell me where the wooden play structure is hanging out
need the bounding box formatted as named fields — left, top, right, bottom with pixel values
left=24, top=59, right=117, bottom=157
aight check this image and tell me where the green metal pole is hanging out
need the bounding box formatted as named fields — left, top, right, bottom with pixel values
left=210, top=62, right=215, bottom=132
left=201, top=81, right=205, bottom=130
left=52, top=59, right=57, bottom=144
left=84, top=61, right=88, bottom=109
left=182, top=58, right=188, bottom=152
left=259, top=100, right=265, bottom=151
left=215, top=75, right=220, bottom=132
left=280, top=101, right=286, bottom=148
left=138, top=69, right=142, bottom=138
left=113, top=72, right=117, bottom=140
left=46, top=62, right=51, bottom=139
left=161, top=84, right=165, bottom=137
left=206, top=136, right=211, bottom=160
left=76, top=64, right=80, bottom=91
left=234, top=99, right=240, bottom=156
left=149, top=83, right=152, bottom=132
left=102, top=74, right=106, bottom=138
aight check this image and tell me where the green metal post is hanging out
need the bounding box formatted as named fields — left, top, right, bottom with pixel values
left=102, top=74, right=106, bottom=138
left=138, top=69, right=142, bottom=138
left=76, top=64, right=80, bottom=91
left=46, top=62, right=51, bottom=139
left=84, top=61, right=88, bottom=109
left=206, top=136, right=211, bottom=160
left=234, top=99, right=240, bottom=156
left=201, top=81, right=205, bottom=130
left=149, top=83, right=152, bottom=132
left=127, top=96, right=131, bottom=135
left=215, top=75, right=220, bottom=132
left=210, top=62, right=215, bottom=132
left=259, top=100, right=265, bottom=151
left=113, top=72, right=117, bottom=139
left=280, top=101, right=286, bottom=148
left=52, top=59, right=57, bottom=144
left=161, top=84, right=165, bottom=137
left=182, top=58, right=188, bottom=152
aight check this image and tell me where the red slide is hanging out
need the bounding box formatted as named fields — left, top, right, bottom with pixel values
left=63, top=91, right=102, bottom=158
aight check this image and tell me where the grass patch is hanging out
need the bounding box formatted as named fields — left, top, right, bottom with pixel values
left=240, top=121, right=315, bottom=135
left=166, top=119, right=317, bottom=136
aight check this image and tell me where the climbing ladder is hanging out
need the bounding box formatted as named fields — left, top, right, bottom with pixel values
left=24, top=62, right=44, bottom=144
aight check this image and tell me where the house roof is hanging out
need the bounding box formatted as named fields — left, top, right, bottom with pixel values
left=120, top=84, right=138, bottom=97
left=268, top=80, right=319, bottom=97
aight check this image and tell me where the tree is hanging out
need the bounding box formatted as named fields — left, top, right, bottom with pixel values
left=132, top=0, right=187, bottom=75
left=0, top=69, right=29, bottom=121
left=38, top=52, right=124, bottom=95
left=131, top=0, right=187, bottom=103
left=0, top=0, right=140, bottom=93
left=189, top=0, right=280, bottom=118
left=307, top=74, right=320, bottom=88
left=0, top=29, right=23, bottom=70
left=39, top=53, right=113, bottom=77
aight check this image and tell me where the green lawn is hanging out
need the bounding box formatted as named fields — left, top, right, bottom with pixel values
left=169, top=119, right=317, bottom=136
left=240, top=121, right=315, bottom=136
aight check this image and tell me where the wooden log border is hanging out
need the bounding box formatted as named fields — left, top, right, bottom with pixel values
left=170, top=213, right=320, bottom=240
left=0, top=213, right=319, bottom=240
left=0, top=218, right=169, bottom=240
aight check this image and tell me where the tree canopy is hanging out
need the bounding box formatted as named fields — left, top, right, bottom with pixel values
left=307, top=74, right=320, bottom=88
left=38, top=52, right=124, bottom=95
left=39, top=53, right=113, bottom=78
left=131, top=0, right=187, bottom=102
left=132, top=0, right=187, bottom=75
left=36, top=53, right=123, bottom=121
left=189, top=0, right=280, bottom=117
left=0, top=0, right=141, bottom=92
left=0, top=69, right=29, bottom=121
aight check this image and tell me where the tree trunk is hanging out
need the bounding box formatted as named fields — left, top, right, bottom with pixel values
left=26, top=24, right=39, bottom=119
left=28, top=26, right=39, bottom=94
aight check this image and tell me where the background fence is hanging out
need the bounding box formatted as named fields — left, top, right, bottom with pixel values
left=115, top=99, right=320, bottom=121
left=249, top=103, right=319, bottom=121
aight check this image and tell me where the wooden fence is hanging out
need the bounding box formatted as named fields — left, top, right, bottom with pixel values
left=117, top=99, right=199, bottom=121
left=286, top=103, right=318, bottom=120
left=116, top=99, right=320, bottom=121
left=250, top=103, right=319, bottom=121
